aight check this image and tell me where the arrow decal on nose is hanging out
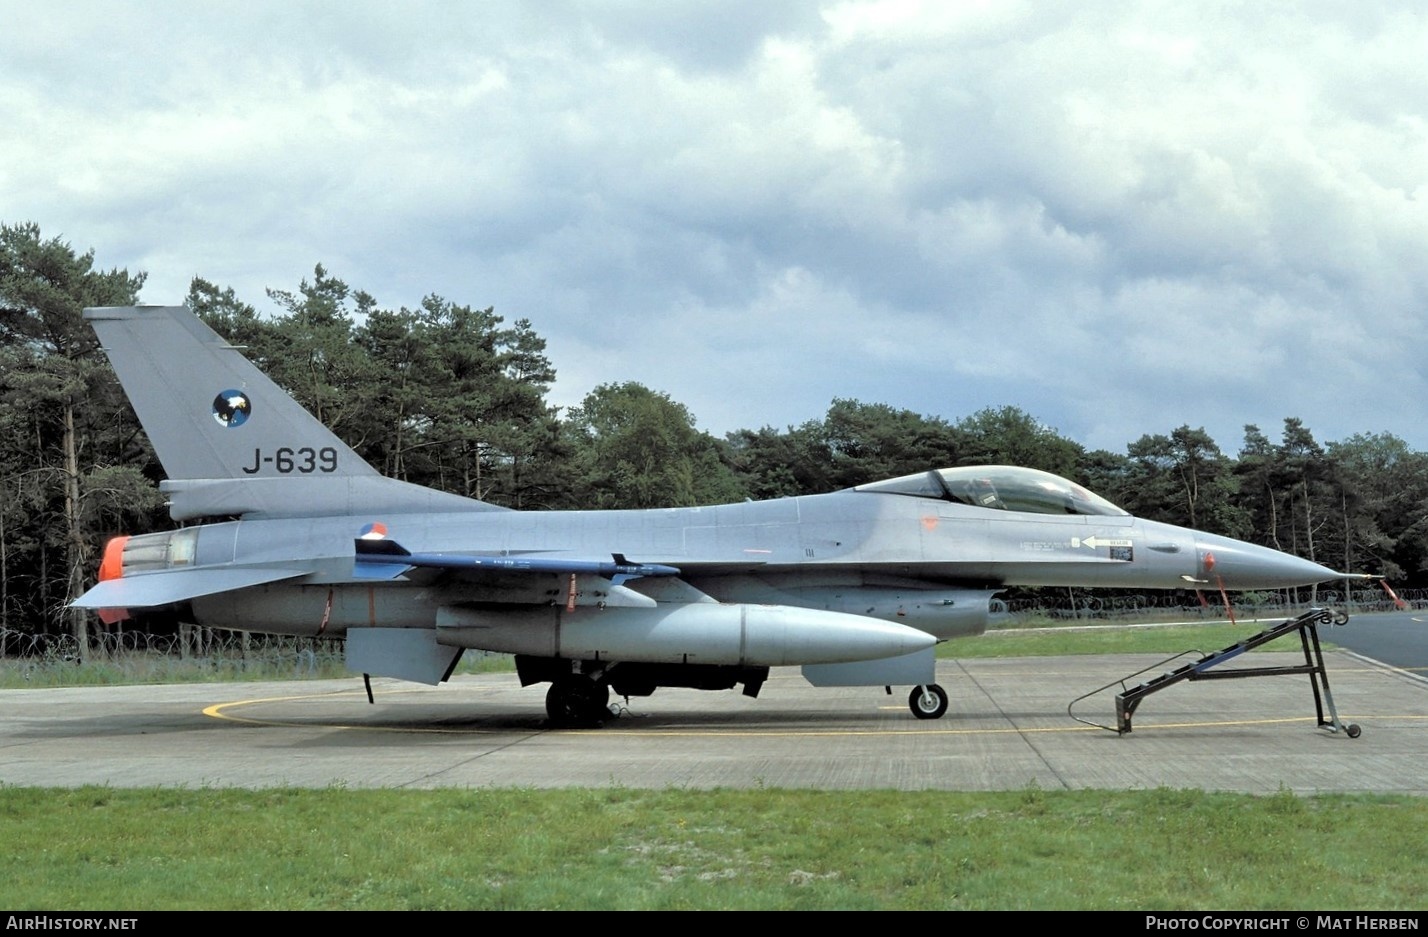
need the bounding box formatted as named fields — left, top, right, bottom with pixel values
left=1073, top=536, right=1134, bottom=550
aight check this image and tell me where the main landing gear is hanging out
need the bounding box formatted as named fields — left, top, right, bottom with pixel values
left=909, top=684, right=948, bottom=719
left=545, top=674, right=612, bottom=728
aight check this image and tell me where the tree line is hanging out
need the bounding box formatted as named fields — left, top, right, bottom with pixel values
left=3, top=222, right=1426, bottom=638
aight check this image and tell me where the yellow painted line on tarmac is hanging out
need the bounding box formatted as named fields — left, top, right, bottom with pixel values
left=203, top=687, right=516, bottom=735
left=207, top=691, right=390, bottom=726
left=586, top=725, right=1108, bottom=738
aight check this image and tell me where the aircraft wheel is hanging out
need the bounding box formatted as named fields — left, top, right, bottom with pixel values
left=1346, top=723, right=1362, bottom=739
left=909, top=684, right=948, bottom=720
left=546, top=676, right=611, bottom=728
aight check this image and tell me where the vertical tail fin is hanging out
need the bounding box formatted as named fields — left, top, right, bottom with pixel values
left=85, top=305, right=377, bottom=482
left=86, top=305, right=496, bottom=520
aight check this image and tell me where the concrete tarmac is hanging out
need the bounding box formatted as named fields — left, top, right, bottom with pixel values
left=2, top=651, right=1425, bottom=793
left=1325, top=609, right=1428, bottom=674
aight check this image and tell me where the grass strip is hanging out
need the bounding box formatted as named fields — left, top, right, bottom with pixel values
left=2, top=786, right=1424, bottom=910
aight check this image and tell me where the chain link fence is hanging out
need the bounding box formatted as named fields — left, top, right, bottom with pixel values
left=996, top=587, right=1427, bottom=623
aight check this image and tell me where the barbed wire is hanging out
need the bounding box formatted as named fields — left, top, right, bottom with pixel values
left=0, top=628, right=346, bottom=672
left=997, top=588, right=1427, bottom=620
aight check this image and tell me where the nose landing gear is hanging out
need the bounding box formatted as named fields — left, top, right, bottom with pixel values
left=909, top=684, right=948, bottom=719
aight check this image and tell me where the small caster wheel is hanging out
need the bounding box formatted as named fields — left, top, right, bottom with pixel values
left=1346, top=723, right=1362, bottom=739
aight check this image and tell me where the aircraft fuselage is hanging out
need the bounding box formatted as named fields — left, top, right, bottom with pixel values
left=121, top=482, right=1330, bottom=644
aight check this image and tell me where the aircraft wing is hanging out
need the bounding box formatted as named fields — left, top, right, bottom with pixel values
left=352, top=538, right=681, bottom=584
left=351, top=538, right=690, bottom=609
left=71, top=566, right=311, bottom=609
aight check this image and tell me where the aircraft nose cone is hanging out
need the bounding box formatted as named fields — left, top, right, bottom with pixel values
left=1195, top=533, right=1339, bottom=589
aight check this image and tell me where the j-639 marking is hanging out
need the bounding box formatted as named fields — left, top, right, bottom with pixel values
left=241, top=446, right=339, bottom=475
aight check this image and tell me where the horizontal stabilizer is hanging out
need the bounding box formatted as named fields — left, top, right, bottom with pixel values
left=71, top=566, right=310, bottom=609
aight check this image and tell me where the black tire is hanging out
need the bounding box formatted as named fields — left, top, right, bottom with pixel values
left=908, top=684, right=949, bottom=720
left=546, top=676, right=611, bottom=728
left=1346, top=723, right=1362, bottom=739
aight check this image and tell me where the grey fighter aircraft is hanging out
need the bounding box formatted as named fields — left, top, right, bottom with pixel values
left=72, top=306, right=1344, bottom=725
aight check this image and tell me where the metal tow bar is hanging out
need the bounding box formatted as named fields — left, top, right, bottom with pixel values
left=1067, top=607, right=1361, bottom=738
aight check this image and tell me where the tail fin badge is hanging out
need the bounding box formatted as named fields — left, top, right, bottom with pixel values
left=212, top=390, right=252, bottom=428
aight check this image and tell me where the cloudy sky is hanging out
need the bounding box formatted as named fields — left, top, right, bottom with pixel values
left=4, top=1, right=1425, bottom=455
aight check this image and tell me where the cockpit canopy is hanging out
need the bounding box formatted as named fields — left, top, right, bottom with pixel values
left=853, top=466, right=1128, bottom=517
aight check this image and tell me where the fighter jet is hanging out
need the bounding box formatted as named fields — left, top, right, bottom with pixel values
left=72, top=306, right=1344, bottom=726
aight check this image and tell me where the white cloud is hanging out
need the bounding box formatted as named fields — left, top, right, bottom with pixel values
left=3, top=0, right=1426, bottom=458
